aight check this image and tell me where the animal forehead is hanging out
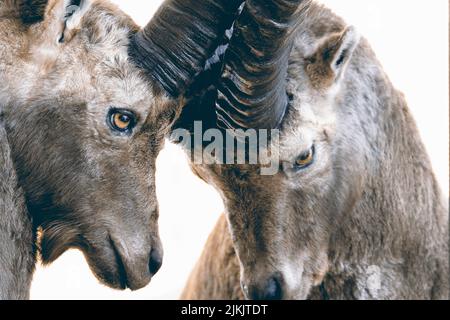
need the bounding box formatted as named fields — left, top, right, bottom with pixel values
left=81, top=0, right=139, bottom=43
left=94, top=62, right=153, bottom=104
left=278, top=98, right=336, bottom=154
left=279, top=123, right=316, bottom=153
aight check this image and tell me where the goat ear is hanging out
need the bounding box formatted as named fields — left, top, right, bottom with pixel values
left=57, top=0, right=91, bottom=43
left=306, top=26, right=360, bottom=89
left=329, top=27, right=360, bottom=77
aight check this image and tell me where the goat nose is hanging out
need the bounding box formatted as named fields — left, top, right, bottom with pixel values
left=247, top=274, right=284, bottom=300
left=149, top=247, right=163, bottom=276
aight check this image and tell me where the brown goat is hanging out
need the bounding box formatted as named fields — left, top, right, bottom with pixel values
left=0, top=0, right=247, bottom=298
left=177, top=0, right=449, bottom=300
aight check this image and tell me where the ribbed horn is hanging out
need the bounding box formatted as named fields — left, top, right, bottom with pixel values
left=128, top=0, right=245, bottom=98
left=216, top=0, right=310, bottom=129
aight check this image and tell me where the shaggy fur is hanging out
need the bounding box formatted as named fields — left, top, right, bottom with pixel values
left=0, top=0, right=178, bottom=298
left=180, top=1, right=449, bottom=300
left=1, top=0, right=248, bottom=299
left=0, top=123, right=35, bottom=300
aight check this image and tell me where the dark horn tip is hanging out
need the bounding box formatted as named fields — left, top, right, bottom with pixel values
left=215, top=0, right=310, bottom=130
left=128, top=0, right=246, bottom=99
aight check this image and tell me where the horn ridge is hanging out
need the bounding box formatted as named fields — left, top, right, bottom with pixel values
left=129, top=0, right=245, bottom=98
left=216, top=0, right=311, bottom=129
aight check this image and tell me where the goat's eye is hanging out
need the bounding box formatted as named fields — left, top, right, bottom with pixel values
left=294, top=146, right=315, bottom=169
left=108, top=109, right=136, bottom=134
left=114, top=113, right=131, bottom=129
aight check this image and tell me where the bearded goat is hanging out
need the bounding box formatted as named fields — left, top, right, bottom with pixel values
left=0, top=0, right=244, bottom=299
left=176, top=0, right=449, bottom=300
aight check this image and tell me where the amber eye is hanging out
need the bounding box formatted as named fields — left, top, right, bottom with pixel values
left=113, top=113, right=131, bottom=129
left=294, top=146, right=315, bottom=169
left=108, top=109, right=136, bottom=134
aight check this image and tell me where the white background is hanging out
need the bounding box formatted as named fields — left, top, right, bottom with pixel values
left=30, top=0, right=449, bottom=299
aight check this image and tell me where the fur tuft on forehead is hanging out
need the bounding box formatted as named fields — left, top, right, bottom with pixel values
left=79, top=0, right=139, bottom=47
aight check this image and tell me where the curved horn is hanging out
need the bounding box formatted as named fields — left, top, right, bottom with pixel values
left=216, top=0, right=311, bottom=129
left=128, top=0, right=245, bottom=98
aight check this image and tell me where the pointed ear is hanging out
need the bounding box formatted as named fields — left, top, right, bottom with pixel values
left=306, top=26, right=360, bottom=89
left=57, top=0, right=91, bottom=43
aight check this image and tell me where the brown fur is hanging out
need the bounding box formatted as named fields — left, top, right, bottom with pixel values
left=0, top=0, right=178, bottom=298
left=180, top=2, right=449, bottom=300
left=0, top=123, right=35, bottom=300
left=181, top=214, right=244, bottom=300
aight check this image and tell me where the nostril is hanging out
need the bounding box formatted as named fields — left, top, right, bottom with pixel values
left=149, top=248, right=163, bottom=276
left=264, top=276, right=283, bottom=300
left=248, top=274, right=283, bottom=300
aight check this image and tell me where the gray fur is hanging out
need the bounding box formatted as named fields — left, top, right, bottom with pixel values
left=181, top=2, right=449, bottom=300
left=0, top=123, right=35, bottom=300
left=0, top=0, right=177, bottom=298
